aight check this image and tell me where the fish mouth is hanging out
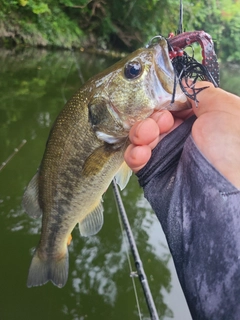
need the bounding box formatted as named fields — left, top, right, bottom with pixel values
left=153, top=39, right=189, bottom=111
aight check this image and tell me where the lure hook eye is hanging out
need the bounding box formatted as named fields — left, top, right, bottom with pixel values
left=146, top=35, right=164, bottom=48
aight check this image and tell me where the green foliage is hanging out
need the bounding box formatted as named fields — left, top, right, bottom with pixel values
left=30, top=2, right=51, bottom=14
left=188, top=0, right=240, bottom=62
left=0, top=0, right=84, bottom=48
left=0, top=0, right=240, bottom=61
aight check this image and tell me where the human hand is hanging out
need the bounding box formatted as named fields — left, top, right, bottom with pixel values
left=124, top=82, right=240, bottom=188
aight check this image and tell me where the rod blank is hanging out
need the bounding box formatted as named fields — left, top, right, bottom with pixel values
left=112, top=179, right=159, bottom=320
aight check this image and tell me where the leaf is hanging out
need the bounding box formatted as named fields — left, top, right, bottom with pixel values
left=31, top=3, right=51, bottom=15
left=18, top=0, right=28, bottom=6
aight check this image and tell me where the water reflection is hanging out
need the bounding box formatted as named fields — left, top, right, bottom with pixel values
left=3, top=48, right=239, bottom=320
left=56, top=182, right=174, bottom=318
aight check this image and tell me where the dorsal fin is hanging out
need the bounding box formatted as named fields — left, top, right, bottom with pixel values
left=79, top=199, right=104, bottom=236
left=114, top=161, right=132, bottom=190
left=22, top=171, right=42, bottom=218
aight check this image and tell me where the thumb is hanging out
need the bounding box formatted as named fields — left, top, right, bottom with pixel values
left=186, top=81, right=240, bottom=117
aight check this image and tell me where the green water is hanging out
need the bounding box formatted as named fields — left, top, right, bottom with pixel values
left=0, top=48, right=239, bottom=320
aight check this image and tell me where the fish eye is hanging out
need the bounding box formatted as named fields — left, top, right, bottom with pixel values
left=124, top=60, right=142, bottom=79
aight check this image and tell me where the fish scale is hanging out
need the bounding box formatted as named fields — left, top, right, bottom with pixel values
left=23, top=37, right=190, bottom=288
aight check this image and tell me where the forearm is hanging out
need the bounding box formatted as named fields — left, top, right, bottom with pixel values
left=137, top=129, right=240, bottom=319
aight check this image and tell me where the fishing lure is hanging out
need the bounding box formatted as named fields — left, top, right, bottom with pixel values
left=168, top=30, right=219, bottom=103
left=167, top=0, right=219, bottom=103
left=146, top=31, right=219, bottom=104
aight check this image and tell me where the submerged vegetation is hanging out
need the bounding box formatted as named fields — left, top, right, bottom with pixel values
left=0, top=0, right=240, bottom=62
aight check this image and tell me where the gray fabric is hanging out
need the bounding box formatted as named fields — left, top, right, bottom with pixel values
left=137, top=116, right=240, bottom=319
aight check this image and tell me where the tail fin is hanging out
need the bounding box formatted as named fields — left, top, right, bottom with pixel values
left=27, top=249, right=69, bottom=288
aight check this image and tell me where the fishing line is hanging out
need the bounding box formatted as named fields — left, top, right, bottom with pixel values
left=112, top=179, right=159, bottom=320
left=68, top=52, right=144, bottom=319
left=72, top=50, right=85, bottom=86
left=60, top=50, right=83, bottom=104
left=69, top=50, right=157, bottom=319
left=60, top=54, right=74, bottom=104
left=116, top=196, right=143, bottom=320
left=61, top=50, right=86, bottom=104
left=0, top=139, right=27, bottom=172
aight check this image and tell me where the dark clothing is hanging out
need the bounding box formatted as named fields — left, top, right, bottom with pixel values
left=137, top=116, right=240, bottom=320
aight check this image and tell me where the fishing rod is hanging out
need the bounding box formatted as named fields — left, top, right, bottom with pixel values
left=111, top=3, right=186, bottom=317
left=177, top=0, right=183, bottom=34
left=112, top=179, right=159, bottom=320
left=112, top=2, right=186, bottom=318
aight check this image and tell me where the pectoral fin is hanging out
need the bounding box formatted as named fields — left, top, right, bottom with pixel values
left=114, top=161, right=132, bottom=190
left=79, top=200, right=104, bottom=236
left=22, top=171, right=42, bottom=218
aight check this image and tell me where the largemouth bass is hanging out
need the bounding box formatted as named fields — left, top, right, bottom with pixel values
left=23, top=37, right=189, bottom=288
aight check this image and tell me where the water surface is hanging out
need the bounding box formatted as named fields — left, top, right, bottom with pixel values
left=0, top=48, right=239, bottom=320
